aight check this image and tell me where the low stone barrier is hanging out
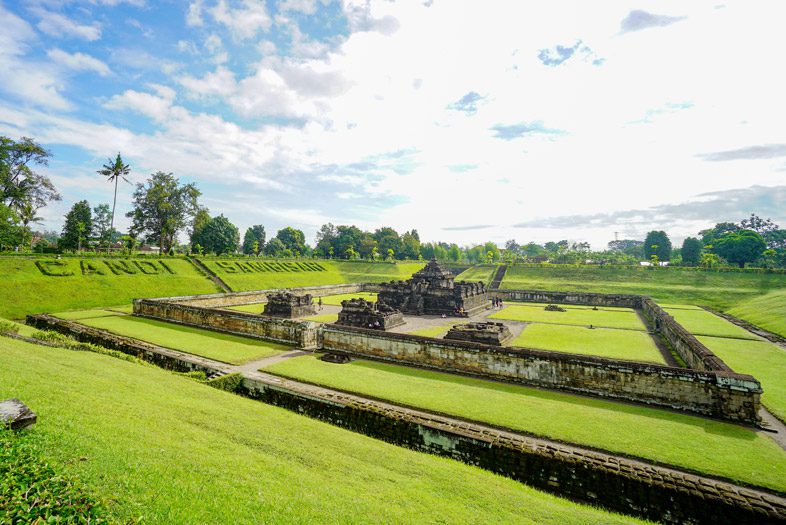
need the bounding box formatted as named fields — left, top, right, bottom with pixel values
left=157, top=282, right=366, bottom=308
left=321, top=325, right=762, bottom=424
left=496, top=288, right=643, bottom=309
left=134, top=299, right=319, bottom=349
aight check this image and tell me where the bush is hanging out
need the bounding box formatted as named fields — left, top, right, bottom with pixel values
left=0, top=429, right=110, bottom=523
left=30, top=329, right=150, bottom=367
left=206, top=372, right=244, bottom=393
left=0, top=320, right=18, bottom=335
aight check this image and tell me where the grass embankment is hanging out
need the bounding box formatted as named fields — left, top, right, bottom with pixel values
left=408, top=322, right=458, bottom=338
left=663, top=308, right=760, bottom=340
left=223, top=293, right=378, bottom=316
left=0, top=257, right=217, bottom=320
left=697, top=333, right=786, bottom=422
left=0, top=337, right=644, bottom=524
left=728, top=290, right=786, bottom=339
left=500, top=265, right=786, bottom=310
left=265, top=355, right=786, bottom=492
left=59, top=310, right=287, bottom=365
left=455, top=264, right=497, bottom=285
left=490, top=304, right=646, bottom=331
left=203, top=259, right=424, bottom=291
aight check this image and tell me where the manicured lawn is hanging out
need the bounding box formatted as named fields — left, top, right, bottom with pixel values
left=657, top=303, right=703, bottom=310
left=0, top=337, right=644, bottom=524
left=204, top=259, right=424, bottom=291
left=53, top=308, right=127, bottom=320
left=75, top=314, right=288, bottom=365
left=0, top=257, right=218, bottom=320
left=408, top=322, right=457, bottom=338
left=304, top=313, right=339, bottom=323
left=264, top=355, right=786, bottom=492
left=455, top=264, right=497, bottom=285
left=223, top=302, right=265, bottom=314
left=490, top=304, right=646, bottom=331
left=500, top=265, right=786, bottom=310
left=664, top=308, right=760, bottom=340
left=319, top=292, right=378, bottom=306
left=728, top=289, right=786, bottom=339
left=697, top=335, right=786, bottom=422
left=511, top=324, right=665, bottom=364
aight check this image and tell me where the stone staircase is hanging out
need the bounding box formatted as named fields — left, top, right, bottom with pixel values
left=187, top=256, right=232, bottom=293
left=489, top=265, right=508, bottom=290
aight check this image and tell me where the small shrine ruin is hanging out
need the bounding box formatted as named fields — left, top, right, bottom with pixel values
left=377, top=258, right=488, bottom=316
left=263, top=291, right=316, bottom=318
left=444, top=321, right=513, bottom=346
left=336, top=298, right=405, bottom=330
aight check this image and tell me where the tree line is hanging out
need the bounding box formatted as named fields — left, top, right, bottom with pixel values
left=2, top=135, right=785, bottom=268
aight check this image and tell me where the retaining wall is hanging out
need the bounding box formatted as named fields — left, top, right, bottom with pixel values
left=320, top=325, right=762, bottom=424
left=134, top=299, right=319, bottom=349
left=157, top=282, right=367, bottom=308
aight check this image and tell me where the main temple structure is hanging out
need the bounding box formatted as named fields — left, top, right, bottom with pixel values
left=377, top=259, right=488, bottom=316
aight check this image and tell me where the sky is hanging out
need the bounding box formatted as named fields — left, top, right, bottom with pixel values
left=1, top=0, right=785, bottom=250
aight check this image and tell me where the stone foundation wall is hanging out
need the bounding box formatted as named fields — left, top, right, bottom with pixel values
left=159, top=283, right=366, bottom=308
left=320, top=325, right=761, bottom=424
left=496, top=288, right=643, bottom=309
left=133, top=299, right=319, bottom=349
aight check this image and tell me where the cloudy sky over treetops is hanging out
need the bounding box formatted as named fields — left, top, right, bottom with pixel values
left=2, top=0, right=785, bottom=249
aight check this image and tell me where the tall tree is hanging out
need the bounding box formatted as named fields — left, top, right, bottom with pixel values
left=700, top=222, right=740, bottom=245
left=97, top=153, right=131, bottom=240
left=275, top=227, right=307, bottom=255
left=373, top=227, right=402, bottom=258
left=17, top=200, right=43, bottom=250
left=242, top=225, right=266, bottom=255
left=197, top=215, right=240, bottom=255
left=712, top=230, right=766, bottom=268
left=60, top=200, right=93, bottom=251
left=739, top=213, right=778, bottom=236
left=0, top=204, right=21, bottom=251
left=264, top=237, right=286, bottom=257
left=681, top=237, right=702, bottom=266
left=190, top=207, right=211, bottom=248
left=400, top=229, right=421, bottom=260
left=92, top=203, right=113, bottom=250
left=314, top=223, right=337, bottom=257
left=644, top=231, right=672, bottom=262
left=127, top=172, right=201, bottom=254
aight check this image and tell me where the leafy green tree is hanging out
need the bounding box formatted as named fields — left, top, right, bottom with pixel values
left=712, top=230, right=766, bottom=268
left=700, top=222, right=740, bottom=246
left=97, top=153, right=130, bottom=240
left=740, top=213, right=778, bottom=236
left=0, top=136, right=60, bottom=214
left=264, top=237, right=286, bottom=256
left=242, top=225, right=266, bottom=255
left=358, top=234, right=377, bottom=260
left=60, top=200, right=93, bottom=251
left=190, top=208, right=211, bottom=249
left=644, top=231, right=672, bottom=261
left=385, top=248, right=394, bottom=261
left=314, top=223, right=337, bottom=257
left=447, top=244, right=461, bottom=262
left=127, top=172, right=201, bottom=254
left=681, top=237, right=702, bottom=266
left=0, top=204, right=21, bottom=251
left=374, top=227, right=402, bottom=259
left=275, top=227, right=307, bottom=255
left=400, top=230, right=420, bottom=260
left=92, top=203, right=113, bottom=250
left=17, top=200, right=43, bottom=250
left=198, top=215, right=240, bottom=255
left=334, top=225, right=364, bottom=259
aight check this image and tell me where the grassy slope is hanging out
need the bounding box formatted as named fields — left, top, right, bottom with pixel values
left=0, top=257, right=217, bottom=320
left=319, top=292, right=378, bottom=305
left=490, top=304, right=646, bottom=331
left=698, top=335, right=786, bottom=422
left=0, top=338, right=643, bottom=525
left=204, top=260, right=424, bottom=291
left=501, top=266, right=786, bottom=309
left=72, top=313, right=288, bottom=365
left=456, top=264, right=497, bottom=285
left=728, top=289, right=786, bottom=339
left=511, top=324, right=665, bottom=364
left=664, top=308, right=761, bottom=340
left=408, top=322, right=457, bottom=338
left=264, top=355, right=786, bottom=492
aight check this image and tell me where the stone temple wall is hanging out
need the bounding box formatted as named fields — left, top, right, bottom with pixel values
left=320, top=324, right=761, bottom=424
left=151, top=283, right=366, bottom=309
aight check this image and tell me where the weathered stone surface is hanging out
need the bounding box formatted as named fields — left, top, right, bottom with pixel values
left=263, top=291, right=317, bottom=318
left=0, top=398, right=37, bottom=429
left=444, top=321, right=513, bottom=346
left=377, top=258, right=487, bottom=316
left=336, top=298, right=405, bottom=330
left=320, top=352, right=352, bottom=364
left=544, top=304, right=567, bottom=312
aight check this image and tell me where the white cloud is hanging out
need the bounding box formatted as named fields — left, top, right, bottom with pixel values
left=210, top=0, right=272, bottom=39
left=186, top=0, right=204, bottom=26
left=34, top=9, right=102, bottom=41
left=47, top=48, right=111, bottom=76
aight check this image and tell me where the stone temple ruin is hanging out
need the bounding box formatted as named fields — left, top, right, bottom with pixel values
left=263, top=291, right=316, bottom=318
left=377, top=258, right=488, bottom=316
left=444, top=321, right=513, bottom=346
left=336, top=297, right=405, bottom=330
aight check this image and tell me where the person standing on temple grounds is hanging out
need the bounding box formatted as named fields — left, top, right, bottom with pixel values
left=318, top=296, right=322, bottom=310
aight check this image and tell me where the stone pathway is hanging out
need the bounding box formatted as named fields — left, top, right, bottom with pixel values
left=236, top=349, right=311, bottom=374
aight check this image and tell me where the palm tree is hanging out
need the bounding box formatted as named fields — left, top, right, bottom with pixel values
left=17, top=201, right=43, bottom=251
left=97, top=153, right=131, bottom=247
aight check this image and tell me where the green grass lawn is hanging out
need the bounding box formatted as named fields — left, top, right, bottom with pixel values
left=728, top=289, right=786, bottom=339
left=264, top=355, right=786, bottom=492
left=490, top=304, right=646, bottom=331
left=500, top=265, right=786, bottom=310
left=0, top=257, right=218, bottom=320
left=455, top=264, right=497, bottom=285
left=223, top=302, right=265, bottom=313
left=52, top=308, right=129, bottom=320
left=75, top=313, right=288, bottom=365
left=408, top=322, right=457, bottom=338
left=697, top=335, right=786, bottom=422
left=204, top=259, right=424, bottom=291
left=664, top=308, right=760, bottom=340
left=319, top=292, right=378, bottom=306
left=0, top=337, right=645, bottom=524
left=303, top=312, right=339, bottom=323
left=510, top=323, right=665, bottom=364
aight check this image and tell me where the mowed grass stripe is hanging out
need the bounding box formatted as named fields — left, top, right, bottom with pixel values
left=697, top=335, right=786, bottom=422
left=264, top=355, right=786, bottom=492
left=319, top=292, right=378, bottom=306
left=728, top=289, right=786, bottom=339
left=511, top=324, right=665, bottom=364
left=664, top=308, right=760, bottom=340
left=490, top=304, right=646, bottom=331
left=0, top=338, right=645, bottom=524
left=76, top=315, right=288, bottom=365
